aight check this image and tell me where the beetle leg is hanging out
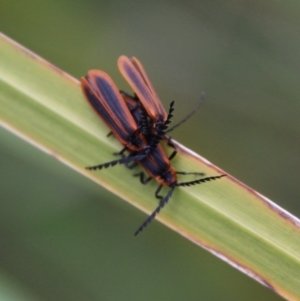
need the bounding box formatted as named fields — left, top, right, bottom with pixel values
left=133, top=172, right=152, bottom=184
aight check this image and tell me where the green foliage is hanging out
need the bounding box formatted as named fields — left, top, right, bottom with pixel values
left=1, top=32, right=300, bottom=301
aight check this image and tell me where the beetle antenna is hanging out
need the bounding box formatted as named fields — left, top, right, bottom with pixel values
left=164, top=100, right=175, bottom=128
left=166, top=92, right=205, bottom=133
left=139, top=110, right=151, bottom=136
left=86, top=153, right=147, bottom=171
left=176, top=174, right=226, bottom=187
left=134, top=185, right=176, bottom=236
left=148, top=101, right=176, bottom=151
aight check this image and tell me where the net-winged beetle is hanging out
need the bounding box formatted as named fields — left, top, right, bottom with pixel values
left=81, top=58, right=226, bottom=235
left=81, top=70, right=174, bottom=168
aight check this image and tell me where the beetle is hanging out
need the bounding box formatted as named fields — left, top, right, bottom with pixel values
left=81, top=70, right=175, bottom=169
left=130, top=143, right=226, bottom=236
left=82, top=56, right=202, bottom=170
left=81, top=60, right=226, bottom=236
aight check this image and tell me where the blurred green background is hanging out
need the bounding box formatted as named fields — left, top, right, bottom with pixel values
left=1, top=0, right=299, bottom=300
